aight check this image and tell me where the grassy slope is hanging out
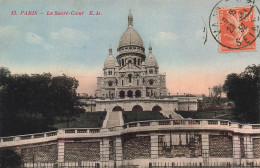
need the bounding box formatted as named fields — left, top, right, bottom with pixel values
left=53, top=112, right=107, bottom=128
left=176, top=109, right=245, bottom=123
left=123, top=111, right=168, bottom=123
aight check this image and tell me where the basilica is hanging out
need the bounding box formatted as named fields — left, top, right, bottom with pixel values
left=96, top=12, right=167, bottom=100
left=93, top=11, right=198, bottom=114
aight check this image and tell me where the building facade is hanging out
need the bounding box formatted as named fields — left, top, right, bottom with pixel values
left=96, top=11, right=167, bottom=99
left=92, top=11, right=198, bottom=114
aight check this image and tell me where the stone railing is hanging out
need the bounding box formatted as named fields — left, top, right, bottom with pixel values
left=1, top=119, right=260, bottom=148
left=122, top=119, right=260, bottom=134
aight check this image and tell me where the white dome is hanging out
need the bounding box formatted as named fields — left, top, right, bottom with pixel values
left=104, top=47, right=116, bottom=69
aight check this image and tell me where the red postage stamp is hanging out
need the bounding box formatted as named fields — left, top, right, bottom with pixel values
left=218, top=6, right=256, bottom=52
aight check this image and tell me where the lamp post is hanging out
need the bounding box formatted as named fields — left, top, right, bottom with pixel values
left=188, top=93, right=190, bottom=112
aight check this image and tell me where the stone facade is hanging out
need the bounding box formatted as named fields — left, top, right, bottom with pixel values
left=90, top=11, right=199, bottom=113
left=96, top=11, right=167, bottom=99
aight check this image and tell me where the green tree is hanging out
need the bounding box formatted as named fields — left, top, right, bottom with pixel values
left=0, top=149, right=23, bottom=168
left=0, top=68, right=83, bottom=136
left=212, top=84, right=223, bottom=97
left=0, top=67, right=11, bottom=86
left=223, top=64, right=260, bottom=123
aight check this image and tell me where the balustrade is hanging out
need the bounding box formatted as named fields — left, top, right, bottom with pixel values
left=1, top=119, right=260, bottom=147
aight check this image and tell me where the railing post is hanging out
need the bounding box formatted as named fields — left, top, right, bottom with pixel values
left=100, top=138, right=109, bottom=167
left=114, top=136, right=123, bottom=167
left=151, top=134, right=159, bottom=159
left=233, top=134, right=241, bottom=165
left=201, top=133, right=209, bottom=166
left=57, top=140, right=65, bottom=163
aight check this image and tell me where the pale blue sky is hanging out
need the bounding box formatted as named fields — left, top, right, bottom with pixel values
left=0, top=0, right=259, bottom=95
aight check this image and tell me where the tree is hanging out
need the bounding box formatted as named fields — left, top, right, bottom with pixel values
left=223, top=64, right=260, bottom=123
left=0, top=67, right=11, bottom=86
left=212, top=84, right=223, bottom=97
left=0, top=149, right=23, bottom=168
left=0, top=69, right=83, bottom=136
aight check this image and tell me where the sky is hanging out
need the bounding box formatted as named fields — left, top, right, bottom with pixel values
left=0, top=0, right=259, bottom=95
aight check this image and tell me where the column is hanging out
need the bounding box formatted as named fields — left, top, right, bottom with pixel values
left=151, top=135, right=158, bottom=159
left=58, top=141, right=65, bottom=163
left=201, top=134, right=209, bottom=166
left=115, top=136, right=123, bottom=167
left=100, top=138, right=109, bottom=167
left=233, top=134, right=241, bottom=164
left=244, top=135, right=254, bottom=160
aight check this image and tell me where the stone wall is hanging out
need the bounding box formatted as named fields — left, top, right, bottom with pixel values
left=96, top=99, right=179, bottom=112
left=240, top=138, right=245, bottom=158
left=253, top=138, right=260, bottom=158
left=158, top=134, right=202, bottom=158
left=109, top=140, right=115, bottom=160
left=20, top=143, right=58, bottom=163
left=209, top=135, right=233, bottom=158
left=123, top=134, right=151, bottom=160
left=64, top=142, right=100, bottom=162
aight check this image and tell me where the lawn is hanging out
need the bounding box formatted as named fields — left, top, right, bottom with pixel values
left=52, top=112, right=107, bottom=128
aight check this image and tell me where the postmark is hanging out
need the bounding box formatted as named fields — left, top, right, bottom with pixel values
left=209, top=0, right=260, bottom=52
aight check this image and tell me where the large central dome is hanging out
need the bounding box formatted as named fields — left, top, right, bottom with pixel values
left=119, top=27, right=144, bottom=48
left=118, top=11, right=144, bottom=48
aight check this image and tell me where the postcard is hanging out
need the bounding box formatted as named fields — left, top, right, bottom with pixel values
left=0, top=0, right=259, bottom=167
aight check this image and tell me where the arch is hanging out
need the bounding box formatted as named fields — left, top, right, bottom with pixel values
left=112, top=106, right=123, bottom=112
left=152, top=105, right=162, bottom=112
left=135, top=90, right=141, bottom=98
left=128, top=60, right=132, bottom=68
left=119, top=91, right=125, bottom=98
left=127, top=90, right=133, bottom=97
left=128, top=74, right=132, bottom=83
left=132, top=105, right=143, bottom=112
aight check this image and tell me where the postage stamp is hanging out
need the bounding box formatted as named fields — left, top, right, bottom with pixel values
left=209, top=0, right=260, bottom=52
left=218, top=6, right=256, bottom=52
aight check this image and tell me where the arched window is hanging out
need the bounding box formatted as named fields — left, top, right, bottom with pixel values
left=132, top=105, right=143, bottom=112
left=122, top=80, right=124, bottom=86
left=137, top=79, right=139, bottom=85
left=112, top=106, right=123, bottom=111
left=135, top=90, right=141, bottom=98
left=128, top=60, right=132, bottom=68
left=149, top=80, right=154, bottom=85
left=127, top=90, right=133, bottom=97
left=152, top=105, right=162, bottom=112
left=138, top=59, right=140, bottom=65
left=128, top=74, right=132, bottom=83
left=119, top=91, right=125, bottom=98
left=122, top=59, right=124, bottom=66
left=134, top=58, right=136, bottom=65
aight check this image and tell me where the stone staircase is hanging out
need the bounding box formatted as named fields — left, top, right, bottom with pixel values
left=104, top=111, right=123, bottom=128
left=160, top=111, right=183, bottom=119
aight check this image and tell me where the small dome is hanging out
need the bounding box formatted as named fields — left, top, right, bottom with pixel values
left=104, top=47, right=116, bottom=69
left=146, top=55, right=158, bottom=67
left=146, top=45, right=158, bottom=67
